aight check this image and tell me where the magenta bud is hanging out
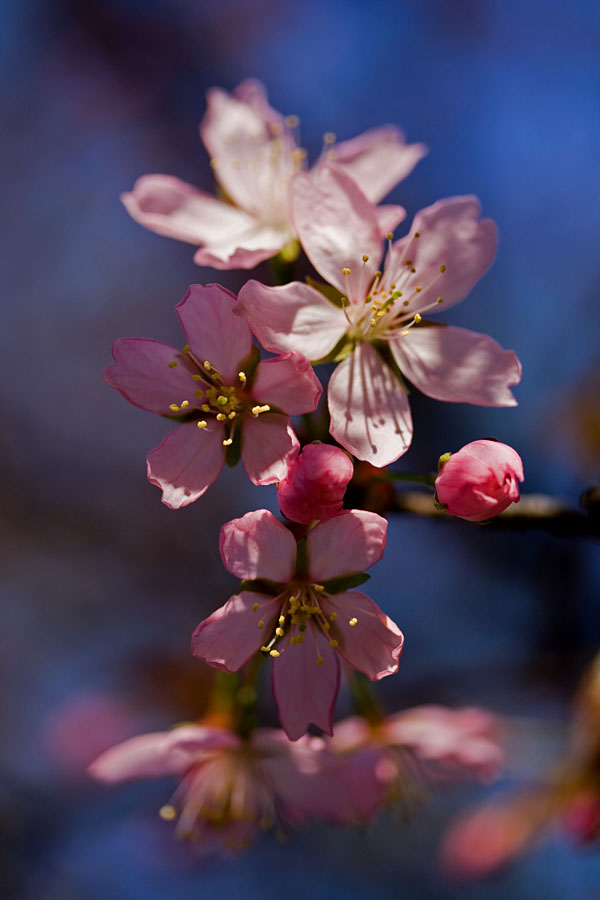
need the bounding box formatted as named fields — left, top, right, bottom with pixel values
left=434, top=439, right=524, bottom=522
left=278, top=443, right=354, bottom=524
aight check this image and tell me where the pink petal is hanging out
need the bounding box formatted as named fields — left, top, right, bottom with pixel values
left=383, top=196, right=497, bottom=315
left=219, top=509, right=297, bottom=582
left=328, top=342, right=413, bottom=465
left=232, top=79, right=284, bottom=129
left=241, top=414, right=299, bottom=485
left=308, top=510, right=387, bottom=581
left=201, top=87, right=292, bottom=222
left=88, top=726, right=238, bottom=784
left=175, top=284, right=252, bottom=383
left=146, top=421, right=225, bottom=509
left=103, top=338, right=201, bottom=414
left=291, top=164, right=381, bottom=298
left=121, top=174, right=254, bottom=246
left=88, top=731, right=178, bottom=783
left=193, top=225, right=289, bottom=270
left=390, top=325, right=521, bottom=406
left=326, top=591, right=404, bottom=681
left=191, top=592, right=281, bottom=672
left=237, top=280, right=348, bottom=360
left=272, top=631, right=340, bottom=740
left=251, top=353, right=322, bottom=415
left=376, top=204, right=407, bottom=236
left=333, top=126, right=428, bottom=203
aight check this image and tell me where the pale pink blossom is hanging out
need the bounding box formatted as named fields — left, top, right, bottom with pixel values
left=121, top=79, right=426, bottom=269
left=103, top=284, right=321, bottom=508
left=435, top=439, right=524, bottom=522
left=277, top=442, right=354, bottom=524
left=328, top=706, right=505, bottom=822
left=88, top=724, right=349, bottom=854
left=191, top=509, right=403, bottom=740
left=237, top=164, right=521, bottom=465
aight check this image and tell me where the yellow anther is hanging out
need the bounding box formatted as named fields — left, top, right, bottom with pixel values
left=228, top=411, right=236, bottom=419
left=376, top=310, right=385, bottom=318
left=329, top=612, right=338, bottom=621
left=279, top=615, right=286, bottom=625
left=440, top=264, right=446, bottom=273
left=169, top=404, right=180, bottom=412
left=349, top=617, right=358, bottom=626
left=216, top=413, right=226, bottom=421
left=217, top=395, right=228, bottom=405
left=258, top=620, right=264, bottom=629
left=159, top=805, right=177, bottom=821
left=342, top=267, right=351, bottom=276
left=180, top=400, right=189, bottom=409
left=260, top=645, right=269, bottom=653
left=201, top=404, right=210, bottom=412
left=414, top=313, right=422, bottom=323
left=251, top=404, right=270, bottom=416
left=197, top=420, right=207, bottom=429
left=275, top=627, right=285, bottom=637
left=316, top=656, right=324, bottom=666
left=223, top=438, right=233, bottom=446
left=370, top=318, right=377, bottom=327
left=402, top=299, right=410, bottom=306
left=194, top=390, right=203, bottom=399
left=329, top=639, right=338, bottom=649
left=270, top=649, right=280, bottom=658
left=362, top=255, right=369, bottom=263
left=410, top=267, right=416, bottom=273
left=238, top=371, right=247, bottom=384
left=168, top=361, right=178, bottom=369
left=252, top=603, right=260, bottom=612
left=414, top=231, right=420, bottom=238
left=386, top=232, right=394, bottom=241
left=210, top=158, right=218, bottom=169
left=183, top=344, right=190, bottom=354
left=322, top=621, right=330, bottom=633
left=404, top=259, right=412, bottom=267
left=374, top=270, right=382, bottom=279
left=192, top=374, right=202, bottom=381
left=323, top=131, right=336, bottom=144
left=390, top=283, right=396, bottom=289
left=401, top=330, right=410, bottom=337
left=415, top=286, right=422, bottom=292
left=203, top=360, right=212, bottom=370
left=285, top=114, right=300, bottom=128
left=290, top=636, right=297, bottom=646
left=437, top=296, right=444, bottom=304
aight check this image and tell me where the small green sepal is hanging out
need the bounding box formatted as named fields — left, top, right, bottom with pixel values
left=238, top=578, right=285, bottom=597
left=437, top=451, right=452, bottom=473
left=321, top=571, right=370, bottom=594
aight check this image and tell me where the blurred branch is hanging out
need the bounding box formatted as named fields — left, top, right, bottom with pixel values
left=389, top=486, right=600, bottom=539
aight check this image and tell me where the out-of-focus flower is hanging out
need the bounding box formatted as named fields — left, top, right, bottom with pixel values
left=88, top=724, right=348, bottom=855
left=238, top=165, right=521, bottom=465
left=435, top=439, right=524, bottom=522
left=277, top=442, right=354, bottom=524
left=192, top=509, right=403, bottom=740
left=329, top=706, right=504, bottom=823
left=103, top=283, right=321, bottom=508
left=121, top=79, right=426, bottom=269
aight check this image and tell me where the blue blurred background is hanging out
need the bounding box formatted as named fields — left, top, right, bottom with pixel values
left=2, top=0, right=600, bottom=897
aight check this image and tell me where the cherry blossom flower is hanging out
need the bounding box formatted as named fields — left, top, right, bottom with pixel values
left=121, top=79, right=426, bottom=269
left=237, top=164, right=521, bottom=466
left=88, top=723, right=350, bottom=854
left=435, top=439, right=524, bottom=521
left=191, top=509, right=403, bottom=740
left=328, top=706, right=505, bottom=822
left=103, top=283, right=321, bottom=508
left=277, top=442, right=354, bottom=524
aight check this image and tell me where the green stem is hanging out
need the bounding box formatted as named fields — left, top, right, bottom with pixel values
left=234, top=652, right=265, bottom=739
left=346, top=669, right=384, bottom=726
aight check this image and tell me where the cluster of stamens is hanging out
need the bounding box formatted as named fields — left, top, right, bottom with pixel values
left=339, top=231, right=448, bottom=344
left=166, top=347, right=270, bottom=447
left=253, top=583, right=359, bottom=667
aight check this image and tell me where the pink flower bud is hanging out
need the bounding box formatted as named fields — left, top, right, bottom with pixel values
left=277, top=443, right=354, bottom=524
left=435, top=440, right=524, bottom=522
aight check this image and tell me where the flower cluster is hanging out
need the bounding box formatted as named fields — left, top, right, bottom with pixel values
left=91, top=79, right=527, bottom=859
